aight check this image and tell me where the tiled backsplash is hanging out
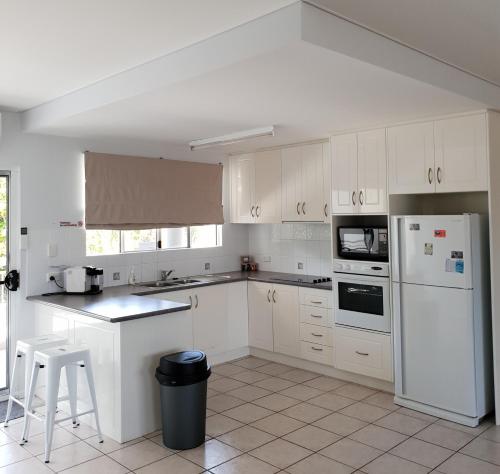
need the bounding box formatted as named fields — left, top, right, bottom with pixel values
left=249, top=223, right=332, bottom=276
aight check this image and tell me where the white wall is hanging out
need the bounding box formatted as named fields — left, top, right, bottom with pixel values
left=0, top=111, right=249, bottom=342
left=249, top=223, right=332, bottom=275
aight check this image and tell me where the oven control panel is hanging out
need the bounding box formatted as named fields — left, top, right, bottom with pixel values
left=333, top=259, right=389, bottom=277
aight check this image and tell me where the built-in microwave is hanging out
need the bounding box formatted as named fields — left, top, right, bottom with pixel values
left=337, top=226, right=388, bottom=262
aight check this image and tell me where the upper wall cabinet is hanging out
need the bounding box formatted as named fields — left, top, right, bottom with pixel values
left=282, top=143, right=329, bottom=222
left=331, top=129, right=387, bottom=215
left=388, top=113, right=488, bottom=194
left=230, top=150, right=281, bottom=223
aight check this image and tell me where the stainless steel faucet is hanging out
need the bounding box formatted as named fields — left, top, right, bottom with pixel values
left=160, top=269, right=174, bottom=281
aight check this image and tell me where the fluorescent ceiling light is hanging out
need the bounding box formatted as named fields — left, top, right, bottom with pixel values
left=189, top=126, right=274, bottom=151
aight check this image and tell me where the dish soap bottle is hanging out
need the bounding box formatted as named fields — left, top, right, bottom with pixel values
left=128, top=267, right=137, bottom=285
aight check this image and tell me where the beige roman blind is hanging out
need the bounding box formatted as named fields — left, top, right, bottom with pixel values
left=85, top=152, right=224, bottom=230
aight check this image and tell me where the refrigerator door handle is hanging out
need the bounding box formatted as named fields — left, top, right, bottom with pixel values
left=392, top=281, right=404, bottom=396
left=390, top=216, right=402, bottom=283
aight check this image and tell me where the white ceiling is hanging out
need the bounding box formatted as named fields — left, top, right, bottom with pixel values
left=313, top=0, right=500, bottom=86
left=39, top=42, right=482, bottom=155
left=0, top=0, right=295, bottom=110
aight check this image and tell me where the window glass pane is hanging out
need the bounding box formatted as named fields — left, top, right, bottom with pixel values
left=122, top=229, right=156, bottom=252
left=190, top=225, right=218, bottom=248
left=86, top=230, right=120, bottom=256
left=160, top=227, right=188, bottom=249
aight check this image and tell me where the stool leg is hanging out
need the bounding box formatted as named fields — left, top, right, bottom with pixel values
left=21, top=362, right=40, bottom=444
left=83, top=358, right=103, bottom=443
left=44, top=363, right=61, bottom=463
left=65, top=364, right=79, bottom=427
left=4, top=351, right=21, bottom=427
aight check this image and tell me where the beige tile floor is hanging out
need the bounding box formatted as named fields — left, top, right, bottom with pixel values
left=0, top=356, right=498, bottom=473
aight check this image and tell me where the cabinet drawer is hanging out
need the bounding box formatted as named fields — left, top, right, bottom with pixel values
left=335, top=327, right=393, bottom=382
left=300, top=341, right=334, bottom=365
left=299, top=305, right=332, bottom=326
left=300, top=323, right=333, bottom=347
left=299, top=288, right=332, bottom=308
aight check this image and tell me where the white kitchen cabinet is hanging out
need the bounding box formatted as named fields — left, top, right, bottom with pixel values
left=331, top=133, right=357, bottom=214
left=388, top=113, right=488, bottom=195
left=332, top=130, right=387, bottom=215
left=434, top=114, right=488, bottom=193
left=387, top=121, right=435, bottom=194
left=282, top=143, right=326, bottom=222
left=248, top=281, right=274, bottom=351
left=193, top=285, right=228, bottom=355
left=335, top=326, right=393, bottom=382
left=254, top=150, right=282, bottom=222
left=272, top=284, right=300, bottom=357
left=357, top=129, right=387, bottom=214
left=226, top=282, right=249, bottom=351
left=148, top=286, right=228, bottom=356
left=230, top=154, right=255, bottom=223
left=230, top=151, right=281, bottom=223
left=322, top=142, right=332, bottom=222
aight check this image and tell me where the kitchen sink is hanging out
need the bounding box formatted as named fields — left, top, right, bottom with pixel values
left=139, top=278, right=202, bottom=288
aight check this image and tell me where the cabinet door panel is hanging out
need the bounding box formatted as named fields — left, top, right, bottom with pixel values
left=332, top=134, right=358, bottom=214
left=273, top=284, right=300, bottom=357
left=248, top=282, right=274, bottom=351
left=281, top=147, right=303, bottom=221
left=357, top=129, right=387, bottom=214
left=301, top=143, right=325, bottom=221
left=388, top=122, right=435, bottom=194
left=322, top=143, right=331, bottom=222
left=226, top=282, right=249, bottom=350
left=434, top=114, right=487, bottom=192
left=255, top=150, right=282, bottom=223
left=193, top=285, right=227, bottom=355
left=230, top=154, right=255, bottom=223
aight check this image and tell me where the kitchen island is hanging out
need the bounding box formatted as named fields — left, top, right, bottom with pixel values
left=28, top=271, right=332, bottom=442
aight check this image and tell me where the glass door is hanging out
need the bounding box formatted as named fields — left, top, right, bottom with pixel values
left=0, top=173, right=9, bottom=391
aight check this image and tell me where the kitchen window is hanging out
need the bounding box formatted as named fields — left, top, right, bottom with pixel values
left=86, top=225, right=221, bottom=256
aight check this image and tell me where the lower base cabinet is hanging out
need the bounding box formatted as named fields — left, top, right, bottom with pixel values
left=335, top=326, right=393, bottom=382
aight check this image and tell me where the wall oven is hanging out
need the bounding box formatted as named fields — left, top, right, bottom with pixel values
left=333, top=260, right=391, bottom=333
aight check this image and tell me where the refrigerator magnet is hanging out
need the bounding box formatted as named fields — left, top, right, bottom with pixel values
left=424, top=243, right=433, bottom=255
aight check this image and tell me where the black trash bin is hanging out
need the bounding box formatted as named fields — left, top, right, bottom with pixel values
left=155, top=351, right=211, bottom=450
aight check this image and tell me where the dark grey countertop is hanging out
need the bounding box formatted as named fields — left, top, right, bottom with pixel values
left=27, top=271, right=332, bottom=323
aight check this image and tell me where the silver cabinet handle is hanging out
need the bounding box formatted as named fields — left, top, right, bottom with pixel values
left=250, top=205, right=255, bottom=217
left=324, top=203, right=328, bottom=217
left=296, top=202, right=301, bottom=215
left=311, top=346, right=323, bottom=352
left=272, top=289, right=276, bottom=303
left=437, top=167, right=442, bottom=184
left=255, top=206, right=260, bottom=217
left=311, top=314, right=323, bottom=318
left=355, top=350, right=369, bottom=356
left=302, top=202, right=306, bottom=215
left=195, top=294, right=199, bottom=309
left=311, top=333, right=323, bottom=337
left=267, top=289, right=271, bottom=303
left=428, top=168, right=433, bottom=184
left=311, top=300, right=322, bottom=304
left=359, top=190, right=364, bottom=205
left=352, top=191, right=356, bottom=205
left=189, top=295, right=193, bottom=306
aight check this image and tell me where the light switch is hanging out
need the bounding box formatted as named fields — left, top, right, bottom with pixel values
left=47, top=243, right=58, bottom=258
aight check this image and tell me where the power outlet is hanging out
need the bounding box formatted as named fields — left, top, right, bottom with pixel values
left=113, top=272, right=121, bottom=281
left=204, top=262, right=211, bottom=271
left=46, top=272, right=63, bottom=283
left=297, top=262, right=304, bottom=270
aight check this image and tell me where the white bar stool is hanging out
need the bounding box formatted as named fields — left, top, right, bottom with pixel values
left=4, top=334, right=68, bottom=427
left=22, top=344, right=103, bottom=463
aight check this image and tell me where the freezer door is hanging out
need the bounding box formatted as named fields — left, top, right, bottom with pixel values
left=396, top=283, right=477, bottom=417
left=397, top=215, right=471, bottom=288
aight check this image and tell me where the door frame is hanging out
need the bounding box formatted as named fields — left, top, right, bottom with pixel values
left=0, top=169, right=20, bottom=400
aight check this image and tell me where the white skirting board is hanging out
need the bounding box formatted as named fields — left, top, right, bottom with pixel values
left=249, top=347, right=395, bottom=393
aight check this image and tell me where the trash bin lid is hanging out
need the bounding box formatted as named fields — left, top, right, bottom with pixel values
left=156, top=351, right=211, bottom=386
